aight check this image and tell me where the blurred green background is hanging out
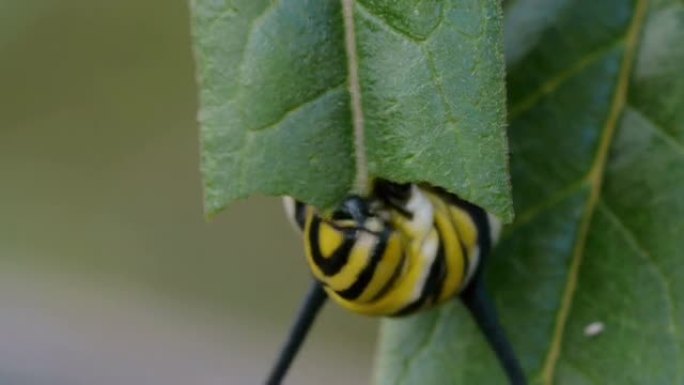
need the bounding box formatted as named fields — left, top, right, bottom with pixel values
left=0, top=1, right=376, bottom=384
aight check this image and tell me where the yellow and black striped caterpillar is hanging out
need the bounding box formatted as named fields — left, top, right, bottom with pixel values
left=268, top=180, right=525, bottom=385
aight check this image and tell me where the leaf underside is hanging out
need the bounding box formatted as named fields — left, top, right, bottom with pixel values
left=375, top=0, right=684, bottom=384
left=191, top=0, right=512, bottom=221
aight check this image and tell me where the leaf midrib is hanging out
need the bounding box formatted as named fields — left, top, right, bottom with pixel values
left=342, top=0, right=368, bottom=193
left=539, top=0, right=650, bottom=383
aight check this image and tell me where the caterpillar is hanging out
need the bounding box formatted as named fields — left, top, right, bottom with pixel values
left=268, top=179, right=526, bottom=385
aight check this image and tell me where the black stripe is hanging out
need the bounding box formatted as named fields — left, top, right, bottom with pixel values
left=429, top=222, right=449, bottom=304
left=293, top=201, right=307, bottom=230
left=336, top=227, right=392, bottom=300
left=387, top=201, right=414, bottom=219
left=437, top=189, right=492, bottom=260
left=457, top=236, right=470, bottom=282
left=308, top=216, right=356, bottom=276
left=393, top=226, right=447, bottom=316
left=374, top=180, right=414, bottom=219
left=370, top=248, right=405, bottom=301
left=442, top=201, right=471, bottom=283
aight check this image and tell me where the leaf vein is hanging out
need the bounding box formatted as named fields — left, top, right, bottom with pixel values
left=599, top=202, right=681, bottom=341
left=599, top=203, right=683, bottom=383
left=250, top=82, right=346, bottom=132
left=626, top=104, right=684, bottom=156
left=228, top=1, right=282, bottom=106
left=239, top=82, right=346, bottom=191
left=355, top=2, right=427, bottom=44
left=501, top=179, right=588, bottom=240
left=508, top=38, right=625, bottom=120
left=422, top=44, right=475, bottom=198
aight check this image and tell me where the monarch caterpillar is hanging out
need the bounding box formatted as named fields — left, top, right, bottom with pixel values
left=268, top=180, right=526, bottom=385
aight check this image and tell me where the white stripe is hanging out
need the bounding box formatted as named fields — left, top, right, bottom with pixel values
left=461, top=213, right=501, bottom=287
left=487, top=212, right=502, bottom=244
left=410, top=231, right=438, bottom=300
left=464, top=212, right=499, bottom=287
left=282, top=197, right=301, bottom=231
left=464, top=245, right=480, bottom=286
left=406, top=185, right=433, bottom=234
left=401, top=186, right=439, bottom=301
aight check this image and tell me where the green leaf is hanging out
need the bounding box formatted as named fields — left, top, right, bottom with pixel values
left=190, top=0, right=512, bottom=221
left=374, top=0, right=684, bottom=384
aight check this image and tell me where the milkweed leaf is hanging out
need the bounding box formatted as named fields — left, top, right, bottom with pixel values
left=375, top=0, right=684, bottom=384
left=190, top=0, right=512, bottom=221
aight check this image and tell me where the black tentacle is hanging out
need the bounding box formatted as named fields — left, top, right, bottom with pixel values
left=266, top=281, right=327, bottom=385
left=460, top=280, right=527, bottom=385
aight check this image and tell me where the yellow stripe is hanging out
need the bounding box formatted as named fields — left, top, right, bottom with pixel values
left=426, top=193, right=466, bottom=303
left=304, top=214, right=374, bottom=291
left=322, top=231, right=374, bottom=291
left=449, top=205, right=478, bottom=252
left=449, top=204, right=481, bottom=285
left=329, top=223, right=438, bottom=316
left=354, top=231, right=404, bottom=302
left=317, top=223, right=344, bottom=258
